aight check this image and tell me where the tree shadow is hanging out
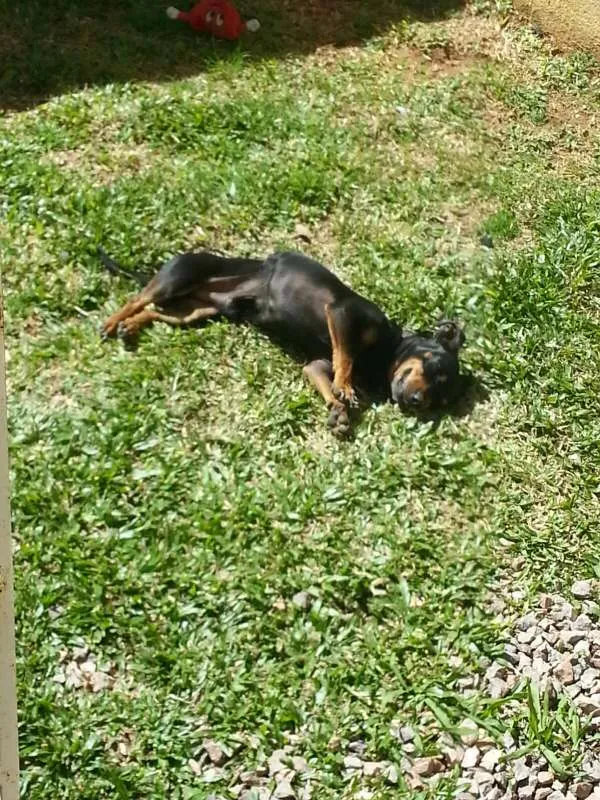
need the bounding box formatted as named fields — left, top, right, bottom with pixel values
left=2, top=0, right=465, bottom=112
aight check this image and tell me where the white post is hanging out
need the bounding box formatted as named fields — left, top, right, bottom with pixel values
left=0, top=282, right=19, bottom=800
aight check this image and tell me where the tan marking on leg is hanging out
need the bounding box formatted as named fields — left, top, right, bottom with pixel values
left=325, top=304, right=355, bottom=403
left=118, top=305, right=219, bottom=337
left=303, top=360, right=338, bottom=408
left=303, top=360, right=350, bottom=438
left=101, top=291, right=155, bottom=338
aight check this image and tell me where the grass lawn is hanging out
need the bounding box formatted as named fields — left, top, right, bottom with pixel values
left=2, top=0, right=600, bottom=797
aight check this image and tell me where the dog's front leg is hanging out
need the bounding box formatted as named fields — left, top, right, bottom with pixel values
left=324, top=303, right=361, bottom=407
left=303, top=359, right=351, bottom=438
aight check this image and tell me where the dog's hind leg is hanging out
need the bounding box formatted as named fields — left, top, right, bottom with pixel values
left=101, top=283, right=159, bottom=340
left=116, top=304, right=219, bottom=342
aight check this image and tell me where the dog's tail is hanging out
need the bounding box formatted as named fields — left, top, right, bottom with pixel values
left=97, top=246, right=151, bottom=286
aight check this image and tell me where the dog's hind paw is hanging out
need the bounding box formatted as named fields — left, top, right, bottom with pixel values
left=327, top=403, right=350, bottom=438
left=116, top=321, right=139, bottom=350
left=100, top=322, right=116, bottom=341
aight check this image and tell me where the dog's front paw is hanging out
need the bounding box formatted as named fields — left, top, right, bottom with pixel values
left=333, top=384, right=358, bottom=408
left=327, top=402, right=351, bottom=439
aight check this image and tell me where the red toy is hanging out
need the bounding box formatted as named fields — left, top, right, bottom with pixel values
left=167, top=0, right=260, bottom=41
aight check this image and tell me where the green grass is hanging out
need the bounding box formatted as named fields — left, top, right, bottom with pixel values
left=2, top=1, right=600, bottom=797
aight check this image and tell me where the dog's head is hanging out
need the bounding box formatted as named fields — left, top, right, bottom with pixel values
left=389, top=320, right=466, bottom=412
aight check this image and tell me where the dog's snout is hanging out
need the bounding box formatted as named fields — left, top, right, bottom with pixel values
left=408, top=391, right=423, bottom=407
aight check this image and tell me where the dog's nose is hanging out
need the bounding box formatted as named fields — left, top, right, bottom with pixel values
left=408, top=391, right=423, bottom=407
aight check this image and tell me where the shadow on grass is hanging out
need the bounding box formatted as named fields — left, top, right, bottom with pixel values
left=2, top=0, right=464, bottom=111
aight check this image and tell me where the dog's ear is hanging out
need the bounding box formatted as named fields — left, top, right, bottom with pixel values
left=435, top=320, right=465, bottom=352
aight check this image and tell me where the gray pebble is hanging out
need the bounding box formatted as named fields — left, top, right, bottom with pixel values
left=343, top=755, right=363, bottom=770
left=574, top=640, right=591, bottom=658
left=543, top=631, right=559, bottom=646
left=362, top=761, right=388, bottom=778
left=551, top=603, right=574, bottom=622
left=489, top=678, right=509, bottom=698
left=581, top=668, right=599, bottom=689
left=443, top=746, right=464, bottom=766
left=384, top=764, right=399, bottom=785
left=532, top=657, right=550, bottom=678
left=572, top=580, right=592, bottom=600
left=486, top=663, right=509, bottom=681
left=480, top=748, right=501, bottom=772
left=574, top=614, right=593, bottom=631
left=398, top=725, right=415, bottom=743
left=564, top=683, right=582, bottom=700
left=518, top=613, right=539, bottom=631
left=495, top=771, right=509, bottom=789
left=518, top=629, right=538, bottom=645
left=273, top=779, right=296, bottom=799
left=292, top=591, right=312, bottom=610
left=504, top=644, right=521, bottom=666
left=582, top=756, right=600, bottom=781
left=519, top=652, right=533, bottom=669
left=472, top=768, right=494, bottom=785
left=559, top=630, right=586, bottom=649
left=291, top=756, right=309, bottom=774
left=578, top=693, right=600, bottom=715
left=348, top=740, right=366, bottom=755
left=514, top=758, right=529, bottom=784
left=461, top=746, right=480, bottom=769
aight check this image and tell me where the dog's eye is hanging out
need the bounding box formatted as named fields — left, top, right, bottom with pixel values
left=402, top=368, right=412, bottom=378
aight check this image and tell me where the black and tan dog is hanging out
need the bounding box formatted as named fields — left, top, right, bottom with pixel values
left=99, top=248, right=466, bottom=436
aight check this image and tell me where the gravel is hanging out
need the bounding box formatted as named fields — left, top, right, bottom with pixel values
left=198, top=583, right=600, bottom=800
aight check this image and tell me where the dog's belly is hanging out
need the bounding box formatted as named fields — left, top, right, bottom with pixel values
left=255, top=280, right=334, bottom=359
left=256, top=309, right=331, bottom=359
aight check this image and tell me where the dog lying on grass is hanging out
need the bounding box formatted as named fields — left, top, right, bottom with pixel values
left=100, top=247, right=466, bottom=437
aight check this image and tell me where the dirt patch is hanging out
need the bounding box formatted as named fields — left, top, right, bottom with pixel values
left=432, top=199, right=495, bottom=238
left=409, top=11, right=519, bottom=64
left=547, top=92, right=598, bottom=131
left=541, top=92, right=599, bottom=178
left=43, top=144, right=155, bottom=186
left=515, top=0, right=600, bottom=58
